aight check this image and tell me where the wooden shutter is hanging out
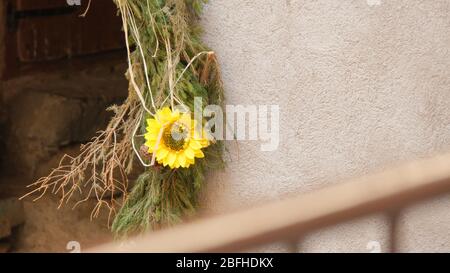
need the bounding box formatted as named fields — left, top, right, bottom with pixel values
left=3, top=0, right=124, bottom=79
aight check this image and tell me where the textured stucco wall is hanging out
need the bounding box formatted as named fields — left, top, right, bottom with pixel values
left=199, top=0, right=450, bottom=252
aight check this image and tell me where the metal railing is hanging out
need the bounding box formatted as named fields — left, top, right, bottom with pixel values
left=90, top=152, right=450, bottom=253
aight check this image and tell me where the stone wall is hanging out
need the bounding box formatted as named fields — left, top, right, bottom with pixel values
left=0, top=59, right=128, bottom=252
left=2, top=63, right=127, bottom=177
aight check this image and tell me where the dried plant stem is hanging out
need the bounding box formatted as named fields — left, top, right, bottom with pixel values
left=20, top=99, right=141, bottom=224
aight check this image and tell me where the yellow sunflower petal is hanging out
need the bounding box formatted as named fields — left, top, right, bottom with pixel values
left=144, top=130, right=159, bottom=141
left=184, top=148, right=195, bottom=159
left=145, top=140, right=157, bottom=151
left=156, top=149, right=169, bottom=160
left=189, top=140, right=202, bottom=150
left=173, top=155, right=180, bottom=168
left=156, top=107, right=173, bottom=124
left=166, top=152, right=177, bottom=167
left=177, top=153, right=187, bottom=168
left=146, top=118, right=160, bottom=128
left=186, top=157, right=195, bottom=166
left=194, top=149, right=205, bottom=158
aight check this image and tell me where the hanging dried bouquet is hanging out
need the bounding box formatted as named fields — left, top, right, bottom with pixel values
left=21, top=0, right=225, bottom=236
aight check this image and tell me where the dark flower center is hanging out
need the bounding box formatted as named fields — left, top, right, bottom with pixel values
left=163, top=122, right=188, bottom=151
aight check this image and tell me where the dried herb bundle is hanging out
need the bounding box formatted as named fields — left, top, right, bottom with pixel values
left=22, top=0, right=225, bottom=236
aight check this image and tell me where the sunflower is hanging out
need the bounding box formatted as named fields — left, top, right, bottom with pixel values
left=144, top=107, right=210, bottom=169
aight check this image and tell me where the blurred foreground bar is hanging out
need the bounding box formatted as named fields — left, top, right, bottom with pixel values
left=91, top=153, right=450, bottom=253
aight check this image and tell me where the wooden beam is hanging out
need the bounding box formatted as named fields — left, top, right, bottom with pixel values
left=90, top=153, right=450, bottom=253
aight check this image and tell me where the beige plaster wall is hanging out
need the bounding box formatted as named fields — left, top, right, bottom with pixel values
left=199, top=0, right=450, bottom=252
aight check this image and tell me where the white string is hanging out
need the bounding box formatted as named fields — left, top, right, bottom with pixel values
left=160, top=51, right=213, bottom=107
left=175, top=51, right=213, bottom=86
left=118, top=1, right=155, bottom=117
left=165, top=38, right=175, bottom=110
left=146, top=0, right=159, bottom=58
left=126, top=5, right=157, bottom=112
left=132, top=113, right=169, bottom=167
left=131, top=115, right=152, bottom=167
left=150, top=126, right=165, bottom=166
